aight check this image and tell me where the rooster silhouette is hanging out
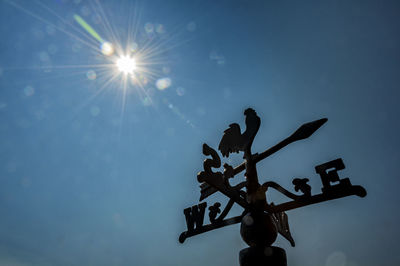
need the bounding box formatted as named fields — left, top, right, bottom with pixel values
left=218, top=108, right=260, bottom=157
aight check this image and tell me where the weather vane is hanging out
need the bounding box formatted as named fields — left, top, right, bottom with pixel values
left=179, top=108, right=366, bottom=266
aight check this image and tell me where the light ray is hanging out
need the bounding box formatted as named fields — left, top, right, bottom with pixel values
left=73, top=14, right=104, bottom=43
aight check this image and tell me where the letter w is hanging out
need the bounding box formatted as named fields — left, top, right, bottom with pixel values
left=183, top=202, right=207, bottom=232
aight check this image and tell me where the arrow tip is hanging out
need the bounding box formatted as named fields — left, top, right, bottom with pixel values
left=312, top=118, right=328, bottom=130
left=290, top=118, right=328, bottom=141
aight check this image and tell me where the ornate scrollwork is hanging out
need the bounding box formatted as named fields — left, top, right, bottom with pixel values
left=292, top=178, right=311, bottom=197
left=197, top=144, right=248, bottom=208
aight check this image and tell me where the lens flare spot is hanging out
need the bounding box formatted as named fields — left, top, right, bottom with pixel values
left=116, top=56, right=136, bottom=74
left=90, top=106, right=100, bottom=116
left=101, top=42, right=114, bottom=56
left=48, top=44, right=58, bottom=55
left=162, top=66, right=171, bottom=74
left=86, top=70, right=97, bottom=80
left=46, top=25, right=56, bottom=35
left=131, top=42, right=139, bottom=52
left=142, top=96, right=152, bottom=106
left=72, top=43, right=82, bottom=52
left=24, top=86, right=35, bottom=97
left=243, top=215, right=254, bottom=226
left=156, top=24, right=165, bottom=34
left=187, top=21, right=197, bottom=32
left=156, top=77, right=171, bottom=90
left=326, top=251, right=346, bottom=266
left=166, top=127, right=175, bottom=136
left=20, top=177, right=31, bottom=188
left=39, top=52, right=50, bottom=62
left=80, top=6, right=91, bottom=16
left=176, top=87, right=185, bottom=96
left=145, top=23, right=154, bottom=33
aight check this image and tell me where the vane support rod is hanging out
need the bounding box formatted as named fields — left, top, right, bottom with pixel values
left=179, top=215, right=243, bottom=243
left=267, top=185, right=367, bottom=213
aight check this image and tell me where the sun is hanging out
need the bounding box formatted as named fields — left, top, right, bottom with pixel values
left=116, top=55, right=136, bottom=74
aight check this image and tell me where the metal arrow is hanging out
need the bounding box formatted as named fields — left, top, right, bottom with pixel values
left=234, top=118, right=328, bottom=175
left=200, top=118, right=328, bottom=200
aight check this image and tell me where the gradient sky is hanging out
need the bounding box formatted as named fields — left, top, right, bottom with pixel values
left=0, top=0, right=399, bottom=265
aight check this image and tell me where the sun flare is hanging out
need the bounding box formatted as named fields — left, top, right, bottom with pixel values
left=116, top=55, right=136, bottom=74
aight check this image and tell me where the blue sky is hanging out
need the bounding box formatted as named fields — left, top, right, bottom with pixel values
left=0, top=0, right=399, bottom=265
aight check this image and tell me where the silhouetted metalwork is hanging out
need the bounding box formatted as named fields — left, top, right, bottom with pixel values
left=179, top=108, right=366, bottom=266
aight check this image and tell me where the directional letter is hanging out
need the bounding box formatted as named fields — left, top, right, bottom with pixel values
left=315, top=158, right=351, bottom=193
left=183, top=202, right=207, bottom=232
